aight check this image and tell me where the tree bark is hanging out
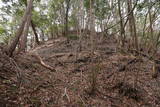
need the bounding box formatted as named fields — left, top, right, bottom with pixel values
left=90, top=0, right=95, bottom=55
left=89, top=0, right=97, bottom=94
left=118, top=0, right=125, bottom=48
left=31, top=20, right=40, bottom=45
left=64, top=0, right=71, bottom=38
left=19, top=12, right=32, bottom=52
left=127, top=0, right=138, bottom=50
left=6, top=0, right=33, bottom=57
left=40, top=29, right=45, bottom=41
left=24, top=1, right=40, bottom=45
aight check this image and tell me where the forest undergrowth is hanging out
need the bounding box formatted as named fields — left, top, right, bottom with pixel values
left=0, top=36, right=160, bottom=107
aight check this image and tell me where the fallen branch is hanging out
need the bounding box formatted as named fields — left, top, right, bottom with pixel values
left=78, top=95, right=87, bottom=107
left=48, top=53, right=73, bottom=58
left=118, top=58, right=138, bottom=72
left=62, top=87, right=70, bottom=103
left=129, top=49, right=160, bottom=64
left=30, top=52, right=56, bottom=72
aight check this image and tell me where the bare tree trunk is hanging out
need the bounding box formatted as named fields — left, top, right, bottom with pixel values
left=142, top=11, right=149, bottom=38
left=40, top=29, right=45, bottom=41
left=118, top=0, right=125, bottom=48
left=19, top=12, right=32, bottom=52
left=6, top=0, right=33, bottom=57
left=90, top=0, right=96, bottom=55
left=78, top=0, right=84, bottom=52
left=89, top=0, right=97, bottom=94
left=24, top=0, right=40, bottom=45
left=31, top=20, right=40, bottom=45
left=74, top=0, right=84, bottom=64
left=127, top=0, right=138, bottom=50
left=50, top=27, right=54, bottom=39
left=149, top=4, right=153, bottom=41
left=64, top=0, right=71, bottom=38
left=148, top=3, right=154, bottom=53
left=30, top=34, right=34, bottom=48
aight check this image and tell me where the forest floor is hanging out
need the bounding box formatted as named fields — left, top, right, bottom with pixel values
left=0, top=36, right=160, bottom=107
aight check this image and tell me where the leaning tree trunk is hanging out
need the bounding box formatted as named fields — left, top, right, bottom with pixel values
left=31, top=20, right=40, bottom=45
left=24, top=1, right=40, bottom=45
left=19, top=12, right=32, bottom=52
left=6, top=0, right=33, bottom=57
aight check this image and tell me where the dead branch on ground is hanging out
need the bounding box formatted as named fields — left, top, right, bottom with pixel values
left=30, top=52, right=56, bottom=72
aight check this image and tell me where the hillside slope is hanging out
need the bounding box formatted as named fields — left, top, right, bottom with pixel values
left=0, top=36, right=160, bottom=107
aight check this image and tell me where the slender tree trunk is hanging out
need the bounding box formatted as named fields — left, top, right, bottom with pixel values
left=118, top=0, right=125, bottom=48
left=148, top=0, right=157, bottom=55
left=90, top=0, right=95, bottom=55
left=89, top=0, right=97, bottom=94
left=30, top=34, right=34, bottom=48
left=19, top=13, right=31, bottom=52
left=50, top=27, right=54, bottom=39
left=100, top=19, right=104, bottom=42
left=141, top=11, right=148, bottom=51
left=142, top=11, right=149, bottom=38
left=78, top=0, right=84, bottom=52
left=148, top=4, right=154, bottom=52
left=127, top=0, right=138, bottom=50
left=149, top=3, right=153, bottom=41
left=64, top=0, right=71, bottom=38
left=6, top=0, right=33, bottom=57
left=31, top=20, right=40, bottom=45
left=40, top=29, right=45, bottom=41
left=25, top=0, right=40, bottom=45
left=132, top=14, right=138, bottom=50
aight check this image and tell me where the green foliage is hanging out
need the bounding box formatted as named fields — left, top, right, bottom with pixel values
left=0, top=25, right=6, bottom=43
left=95, top=0, right=110, bottom=19
left=0, top=26, right=5, bottom=35
left=3, top=35, right=10, bottom=44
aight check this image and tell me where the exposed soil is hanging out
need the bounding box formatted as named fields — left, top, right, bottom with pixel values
left=0, top=36, right=160, bottom=107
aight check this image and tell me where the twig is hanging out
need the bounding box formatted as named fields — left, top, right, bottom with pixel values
left=79, top=94, right=87, bottom=107
left=104, top=0, right=138, bottom=31
left=9, top=58, right=22, bottom=87
left=62, top=87, right=70, bottom=103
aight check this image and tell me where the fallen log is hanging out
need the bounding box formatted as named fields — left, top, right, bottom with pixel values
left=30, top=52, right=56, bottom=72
